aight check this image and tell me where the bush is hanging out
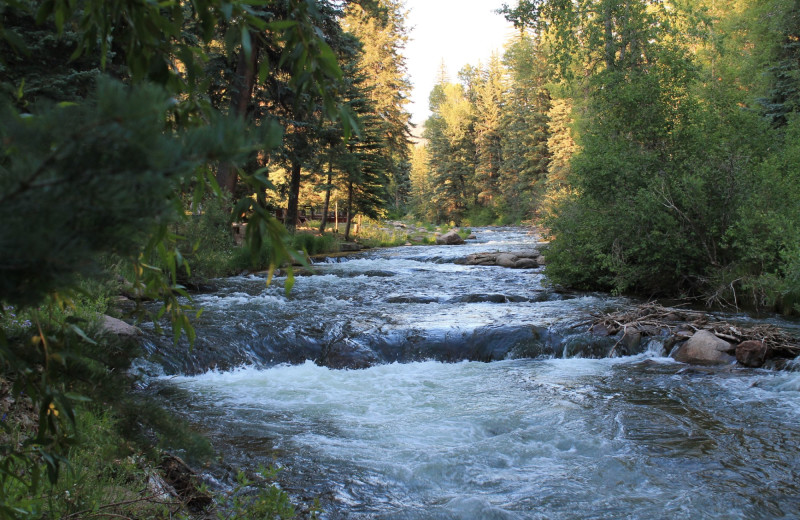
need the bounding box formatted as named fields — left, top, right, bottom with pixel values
left=176, top=195, right=237, bottom=280
left=462, top=206, right=499, bottom=227
left=290, top=232, right=339, bottom=256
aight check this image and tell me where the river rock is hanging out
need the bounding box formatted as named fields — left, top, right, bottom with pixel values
left=436, top=229, right=465, bottom=245
left=509, top=250, right=540, bottom=259
left=736, top=340, right=769, bottom=368
left=671, top=330, right=735, bottom=365
left=514, top=258, right=539, bottom=269
left=466, top=234, right=477, bottom=240
left=590, top=323, right=611, bottom=337
left=99, top=315, right=141, bottom=338
left=621, top=328, right=642, bottom=352
left=536, top=255, right=546, bottom=266
left=495, top=253, right=518, bottom=268
left=459, top=253, right=496, bottom=266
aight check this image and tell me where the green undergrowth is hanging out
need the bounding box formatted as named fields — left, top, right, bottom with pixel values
left=0, top=284, right=307, bottom=519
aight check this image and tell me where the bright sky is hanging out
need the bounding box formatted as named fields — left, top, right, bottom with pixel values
left=403, top=0, right=516, bottom=132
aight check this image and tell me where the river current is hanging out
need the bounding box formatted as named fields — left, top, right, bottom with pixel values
left=143, top=228, right=800, bottom=519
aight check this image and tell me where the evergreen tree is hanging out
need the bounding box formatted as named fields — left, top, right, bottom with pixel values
left=423, top=78, right=476, bottom=224
left=343, top=0, right=413, bottom=215
left=409, top=142, right=436, bottom=221
left=545, top=98, right=575, bottom=190
left=761, top=0, right=800, bottom=126
left=499, top=32, right=551, bottom=221
left=473, top=55, right=505, bottom=214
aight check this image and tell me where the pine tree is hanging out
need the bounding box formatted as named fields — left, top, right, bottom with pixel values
left=423, top=78, right=477, bottom=224
left=343, top=0, right=413, bottom=215
left=499, top=32, right=551, bottom=221
left=762, top=0, right=800, bottom=126
left=545, top=98, right=575, bottom=189
left=473, top=55, right=506, bottom=213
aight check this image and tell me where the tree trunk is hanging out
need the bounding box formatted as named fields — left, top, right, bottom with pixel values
left=216, top=33, right=261, bottom=195
left=319, top=156, right=333, bottom=234
left=286, top=159, right=302, bottom=234
left=344, top=181, right=354, bottom=241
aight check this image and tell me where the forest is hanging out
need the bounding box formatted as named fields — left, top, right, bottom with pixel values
left=413, top=0, right=800, bottom=309
left=1, top=0, right=800, bottom=518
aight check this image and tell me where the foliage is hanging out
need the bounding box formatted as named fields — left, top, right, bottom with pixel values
left=0, top=80, right=257, bottom=307
left=176, top=195, right=238, bottom=281
left=503, top=0, right=800, bottom=310
left=1, top=405, right=172, bottom=519
left=291, top=233, right=340, bottom=256
left=343, top=0, right=413, bottom=215
left=413, top=34, right=552, bottom=225
left=0, top=0, right=359, bottom=514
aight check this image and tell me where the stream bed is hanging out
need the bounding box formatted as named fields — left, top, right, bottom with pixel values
left=141, top=228, right=800, bottom=519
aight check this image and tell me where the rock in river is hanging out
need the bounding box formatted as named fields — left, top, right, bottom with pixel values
left=736, top=340, right=769, bottom=368
left=436, top=229, right=465, bottom=245
left=671, top=330, right=736, bottom=365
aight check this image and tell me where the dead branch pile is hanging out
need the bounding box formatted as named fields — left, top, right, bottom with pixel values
left=590, top=302, right=800, bottom=358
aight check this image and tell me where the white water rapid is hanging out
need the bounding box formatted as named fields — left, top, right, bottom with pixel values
left=149, top=228, right=800, bottom=519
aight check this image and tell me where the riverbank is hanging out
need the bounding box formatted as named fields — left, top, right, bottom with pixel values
left=0, top=280, right=317, bottom=519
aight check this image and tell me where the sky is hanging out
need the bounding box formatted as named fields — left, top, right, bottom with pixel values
left=403, top=0, right=517, bottom=132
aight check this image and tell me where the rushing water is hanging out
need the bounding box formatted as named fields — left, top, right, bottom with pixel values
left=144, top=228, right=800, bottom=519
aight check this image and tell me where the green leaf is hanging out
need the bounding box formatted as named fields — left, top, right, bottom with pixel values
left=258, top=59, right=271, bottom=86
left=265, top=20, right=298, bottom=30
left=220, top=2, right=233, bottom=19
left=63, top=392, right=92, bottom=402
left=241, top=28, right=252, bottom=60
left=68, top=324, right=97, bottom=345
left=284, top=268, right=295, bottom=296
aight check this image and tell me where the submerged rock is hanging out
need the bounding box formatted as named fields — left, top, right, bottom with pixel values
left=672, top=330, right=735, bottom=365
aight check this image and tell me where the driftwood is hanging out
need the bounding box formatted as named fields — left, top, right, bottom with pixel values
left=589, top=302, right=800, bottom=358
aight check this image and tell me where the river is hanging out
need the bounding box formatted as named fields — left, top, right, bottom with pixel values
left=141, top=228, right=800, bottom=519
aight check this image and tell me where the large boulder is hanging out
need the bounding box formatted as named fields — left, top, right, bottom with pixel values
left=509, top=250, right=540, bottom=259
left=99, top=315, right=142, bottom=338
left=671, top=330, right=735, bottom=365
left=514, top=258, right=539, bottom=269
left=495, top=253, right=518, bottom=268
left=436, top=229, right=465, bottom=245
left=736, top=340, right=769, bottom=368
left=467, top=253, right=498, bottom=265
